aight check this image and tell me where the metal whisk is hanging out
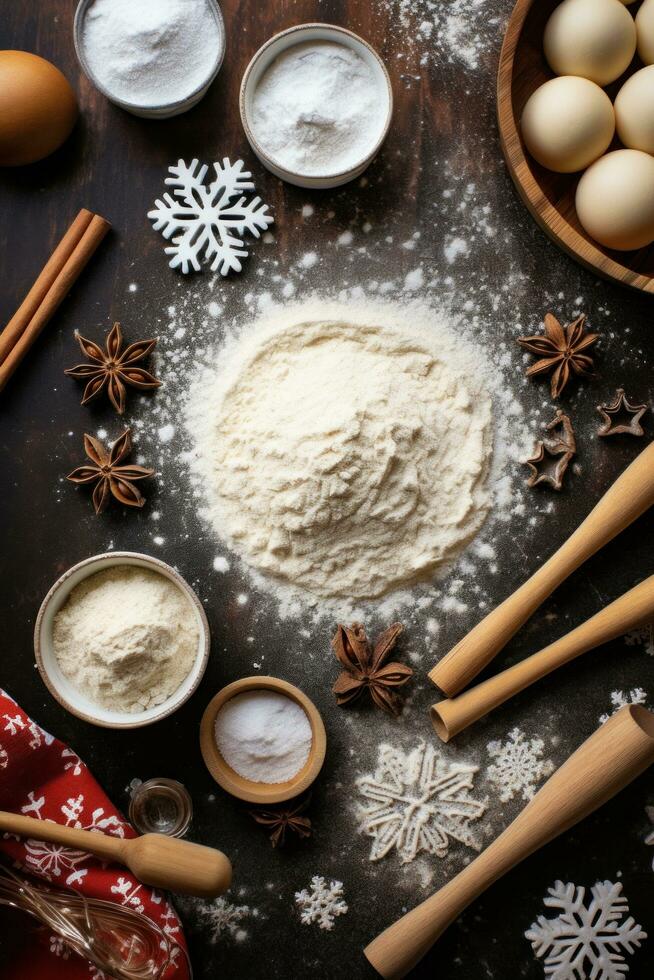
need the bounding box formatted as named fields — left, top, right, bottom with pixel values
left=0, top=864, right=189, bottom=979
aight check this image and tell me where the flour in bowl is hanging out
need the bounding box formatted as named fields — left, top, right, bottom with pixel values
left=53, top=566, right=199, bottom=713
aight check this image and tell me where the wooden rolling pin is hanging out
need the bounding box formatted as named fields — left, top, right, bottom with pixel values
left=0, top=812, right=232, bottom=899
left=364, top=705, right=654, bottom=979
left=430, top=441, right=654, bottom=697
left=432, top=575, right=654, bottom=741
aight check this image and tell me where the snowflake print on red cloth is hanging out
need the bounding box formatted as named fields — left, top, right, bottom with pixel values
left=0, top=689, right=189, bottom=980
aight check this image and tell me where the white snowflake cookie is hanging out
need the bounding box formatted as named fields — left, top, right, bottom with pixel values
left=295, top=876, right=348, bottom=931
left=357, top=742, right=486, bottom=864
left=526, top=880, right=646, bottom=980
left=148, top=158, right=273, bottom=275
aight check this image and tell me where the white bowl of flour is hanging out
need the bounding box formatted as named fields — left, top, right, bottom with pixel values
left=240, top=23, right=393, bottom=188
left=74, top=0, right=226, bottom=118
left=35, top=552, right=210, bottom=728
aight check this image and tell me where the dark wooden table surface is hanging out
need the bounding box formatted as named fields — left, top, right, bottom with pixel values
left=1, top=1, right=653, bottom=978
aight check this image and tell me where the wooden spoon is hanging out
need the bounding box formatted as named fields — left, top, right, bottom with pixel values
left=432, top=575, right=654, bottom=741
left=430, top=441, right=654, bottom=697
left=0, top=812, right=232, bottom=899
left=364, top=705, right=654, bottom=979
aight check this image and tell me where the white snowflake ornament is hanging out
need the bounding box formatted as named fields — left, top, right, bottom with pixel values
left=357, top=742, right=486, bottom=864
left=148, top=158, right=273, bottom=275
left=599, top=688, right=648, bottom=725
left=526, top=880, right=646, bottom=980
left=486, top=727, right=555, bottom=803
left=295, top=876, right=348, bottom=931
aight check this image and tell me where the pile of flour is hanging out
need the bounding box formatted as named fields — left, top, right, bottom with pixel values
left=53, top=567, right=199, bottom=713
left=185, top=300, right=494, bottom=603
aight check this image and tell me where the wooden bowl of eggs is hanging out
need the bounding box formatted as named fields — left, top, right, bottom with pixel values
left=498, top=0, right=654, bottom=293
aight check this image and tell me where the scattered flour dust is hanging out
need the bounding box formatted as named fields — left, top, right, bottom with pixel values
left=184, top=297, right=527, bottom=616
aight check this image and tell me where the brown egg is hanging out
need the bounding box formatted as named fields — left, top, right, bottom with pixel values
left=0, top=51, right=78, bottom=166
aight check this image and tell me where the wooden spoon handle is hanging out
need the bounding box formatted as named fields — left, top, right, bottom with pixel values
left=432, top=575, right=654, bottom=741
left=364, top=705, right=654, bottom=980
left=0, top=811, right=125, bottom=863
left=430, top=441, right=654, bottom=697
left=0, top=811, right=232, bottom=898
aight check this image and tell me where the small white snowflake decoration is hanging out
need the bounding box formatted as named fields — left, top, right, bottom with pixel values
left=486, top=727, right=555, bottom=803
left=148, top=158, right=273, bottom=275
left=624, top=625, right=654, bottom=657
left=357, top=742, right=486, bottom=864
left=526, top=880, right=646, bottom=980
left=599, top=688, right=648, bottom=725
left=295, top=876, right=348, bottom=931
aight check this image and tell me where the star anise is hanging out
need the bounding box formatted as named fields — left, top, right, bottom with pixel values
left=65, top=321, right=161, bottom=415
left=597, top=388, right=647, bottom=437
left=249, top=797, right=312, bottom=848
left=67, top=429, right=154, bottom=514
left=525, top=410, right=576, bottom=491
left=518, top=312, right=598, bottom=398
left=332, top=622, right=413, bottom=716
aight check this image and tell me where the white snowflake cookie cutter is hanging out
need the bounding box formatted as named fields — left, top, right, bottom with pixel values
left=148, top=158, right=273, bottom=275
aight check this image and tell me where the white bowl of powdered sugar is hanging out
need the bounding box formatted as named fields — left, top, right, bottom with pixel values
left=34, top=552, right=210, bottom=729
left=74, top=0, right=225, bottom=118
left=240, top=24, right=393, bottom=188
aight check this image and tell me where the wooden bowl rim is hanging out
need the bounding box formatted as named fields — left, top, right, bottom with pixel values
left=497, top=0, right=654, bottom=294
left=199, top=676, right=327, bottom=804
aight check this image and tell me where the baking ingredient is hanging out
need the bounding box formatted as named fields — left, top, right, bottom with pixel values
left=67, top=429, right=154, bottom=515
left=65, top=322, right=161, bottom=415
left=517, top=312, right=598, bottom=399
left=637, top=0, right=654, bottom=64
left=148, top=158, right=273, bottom=275
left=521, top=77, right=614, bottom=174
left=0, top=51, right=77, bottom=166
left=249, top=797, right=312, bottom=847
left=186, top=307, right=494, bottom=602
left=214, top=691, right=312, bottom=783
left=250, top=41, right=387, bottom=176
left=331, top=622, right=413, bottom=716
left=53, top=566, right=200, bottom=713
left=80, top=0, right=221, bottom=109
left=525, top=411, right=576, bottom=491
left=615, top=66, right=654, bottom=154
left=526, top=881, right=645, bottom=980
left=543, top=0, right=637, bottom=87
left=575, top=149, right=654, bottom=250
left=597, top=388, right=647, bottom=437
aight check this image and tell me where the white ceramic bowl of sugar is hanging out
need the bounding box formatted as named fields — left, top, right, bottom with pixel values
left=240, top=23, right=393, bottom=189
left=34, top=552, right=210, bottom=729
left=73, top=0, right=226, bottom=119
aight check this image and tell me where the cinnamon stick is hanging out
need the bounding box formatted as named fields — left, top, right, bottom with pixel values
left=0, top=209, right=94, bottom=365
left=0, top=213, right=111, bottom=393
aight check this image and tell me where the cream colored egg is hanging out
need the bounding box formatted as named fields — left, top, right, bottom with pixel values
left=521, top=77, right=615, bottom=173
left=636, top=0, right=654, bottom=64
left=576, top=149, right=654, bottom=249
left=615, top=66, right=654, bottom=153
left=544, top=0, right=637, bottom=87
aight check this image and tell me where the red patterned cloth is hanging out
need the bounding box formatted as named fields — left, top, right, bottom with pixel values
left=0, top=689, right=190, bottom=979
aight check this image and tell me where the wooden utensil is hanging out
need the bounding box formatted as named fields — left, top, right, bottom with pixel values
left=0, top=811, right=232, bottom=899
left=432, top=575, right=654, bottom=741
left=498, top=0, right=654, bottom=294
left=430, top=441, right=654, bottom=697
left=364, top=705, right=654, bottom=980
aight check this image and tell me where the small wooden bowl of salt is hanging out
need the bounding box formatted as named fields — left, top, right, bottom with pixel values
left=200, top=677, right=326, bottom=804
